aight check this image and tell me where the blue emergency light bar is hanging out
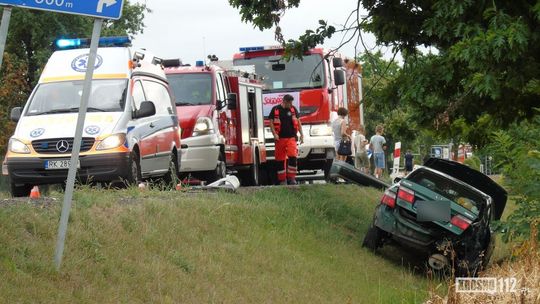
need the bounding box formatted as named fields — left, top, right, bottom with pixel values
left=239, top=46, right=264, bottom=52
left=239, top=45, right=283, bottom=52
left=55, top=36, right=131, bottom=50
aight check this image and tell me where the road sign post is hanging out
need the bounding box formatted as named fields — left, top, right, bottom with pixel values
left=0, top=6, right=12, bottom=72
left=53, top=18, right=103, bottom=270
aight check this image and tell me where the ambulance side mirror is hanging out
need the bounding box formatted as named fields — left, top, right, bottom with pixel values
left=10, top=107, right=22, bottom=122
left=227, top=93, right=237, bottom=110
left=334, top=70, right=345, bottom=86
left=134, top=101, right=156, bottom=119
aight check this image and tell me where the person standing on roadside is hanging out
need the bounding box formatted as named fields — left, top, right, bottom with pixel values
left=354, top=125, right=369, bottom=172
left=370, top=125, right=386, bottom=179
left=404, top=150, right=414, bottom=175
left=332, top=107, right=350, bottom=161
left=269, top=94, right=304, bottom=185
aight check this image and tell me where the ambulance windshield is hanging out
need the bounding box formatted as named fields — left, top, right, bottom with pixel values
left=167, top=73, right=212, bottom=106
left=26, top=79, right=128, bottom=116
left=233, top=54, right=324, bottom=91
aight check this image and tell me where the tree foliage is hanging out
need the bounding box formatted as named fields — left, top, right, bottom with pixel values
left=488, top=111, right=540, bottom=241
left=362, top=0, right=540, bottom=145
left=0, top=54, right=29, bottom=156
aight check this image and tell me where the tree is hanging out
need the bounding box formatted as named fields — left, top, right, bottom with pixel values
left=0, top=54, right=29, bottom=156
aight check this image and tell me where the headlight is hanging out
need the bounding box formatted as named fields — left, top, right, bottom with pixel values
left=310, top=125, right=333, bottom=136
left=9, top=138, right=31, bottom=154
left=192, top=117, right=214, bottom=136
left=96, top=133, right=126, bottom=150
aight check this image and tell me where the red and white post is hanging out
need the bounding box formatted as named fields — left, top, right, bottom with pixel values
left=391, top=142, right=401, bottom=178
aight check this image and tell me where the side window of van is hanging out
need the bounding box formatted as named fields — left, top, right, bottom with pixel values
left=132, top=80, right=146, bottom=110
left=143, top=80, right=173, bottom=115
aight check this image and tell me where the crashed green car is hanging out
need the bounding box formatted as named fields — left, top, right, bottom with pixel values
left=362, top=158, right=507, bottom=277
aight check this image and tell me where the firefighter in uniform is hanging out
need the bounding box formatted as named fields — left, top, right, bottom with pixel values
left=269, top=94, right=304, bottom=185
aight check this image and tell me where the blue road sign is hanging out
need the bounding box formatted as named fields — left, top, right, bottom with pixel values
left=0, top=0, right=124, bottom=20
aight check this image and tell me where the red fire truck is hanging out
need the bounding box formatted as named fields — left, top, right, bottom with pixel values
left=163, top=59, right=266, bottom=186
left=233, top=46, right=348, bottom=182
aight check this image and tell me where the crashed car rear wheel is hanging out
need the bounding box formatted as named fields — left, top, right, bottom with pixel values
left=362, top=225, right=384, bottom=251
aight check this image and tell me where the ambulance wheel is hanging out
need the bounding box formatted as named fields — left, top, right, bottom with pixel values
left=163, top=152, right=179, bottom=186
left=126, top=151, right=141, bottom=186
left=10, top=182, right=32, bottom=197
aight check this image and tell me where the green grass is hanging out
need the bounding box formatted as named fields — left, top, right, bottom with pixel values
left=0, top=184, right=434, bottom=303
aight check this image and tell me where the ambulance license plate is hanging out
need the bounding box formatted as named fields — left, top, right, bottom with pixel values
left=45, top=159, right=80, bottom=170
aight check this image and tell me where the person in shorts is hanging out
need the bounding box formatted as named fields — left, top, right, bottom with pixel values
left=370, top=125, right=386, bottom=179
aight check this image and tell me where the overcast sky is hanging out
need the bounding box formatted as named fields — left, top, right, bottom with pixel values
left=132, top=0, right=389, bottom=64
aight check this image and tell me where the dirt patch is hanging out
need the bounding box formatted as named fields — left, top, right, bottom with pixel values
left=0, top=197, right=58, bottom=208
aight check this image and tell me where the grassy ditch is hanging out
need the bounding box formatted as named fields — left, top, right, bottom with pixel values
left=0, top=184, right=433, bottom=303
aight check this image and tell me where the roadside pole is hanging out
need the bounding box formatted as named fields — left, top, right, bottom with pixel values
left=391, top=141, right=401, bottom=179
left=54, top=18, right=103, bottom=270
left=0, top=6, right=12, bottom=72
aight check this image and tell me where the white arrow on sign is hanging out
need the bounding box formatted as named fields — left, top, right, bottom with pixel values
left=96, top=0, right=117, bottom=13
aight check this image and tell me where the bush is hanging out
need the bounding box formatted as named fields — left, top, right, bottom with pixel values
left=489, top=111, right=540, bottom=242
left=463, top=155, right=481, bottom=171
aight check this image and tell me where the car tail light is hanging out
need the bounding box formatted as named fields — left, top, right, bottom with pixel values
left=397, top=187, right=415, bottom=204
left=381, top=189, right=396, bottom=208
left=451, top=214, right=472, bottom=230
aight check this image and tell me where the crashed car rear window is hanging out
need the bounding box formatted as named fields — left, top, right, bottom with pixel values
left=407, top=169, right=484, bottom=214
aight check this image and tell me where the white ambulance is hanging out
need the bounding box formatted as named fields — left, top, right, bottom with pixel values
left=5, top=37, right=182, bottom=196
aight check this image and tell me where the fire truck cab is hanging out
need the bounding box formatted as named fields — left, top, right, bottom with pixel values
left=164, top=59, right=266, bottom=185
left=233, top=46, right=347, bottom=182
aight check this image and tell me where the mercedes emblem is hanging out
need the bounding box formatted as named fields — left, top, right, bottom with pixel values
left=56, top=140, right=70, bottom=153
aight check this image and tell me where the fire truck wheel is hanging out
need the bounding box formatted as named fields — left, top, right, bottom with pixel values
left=240, top=153, right=260, bottom=186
